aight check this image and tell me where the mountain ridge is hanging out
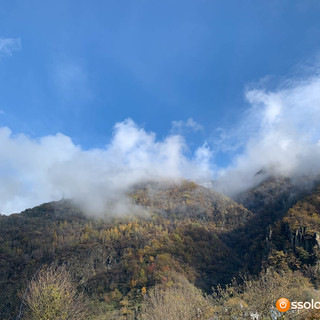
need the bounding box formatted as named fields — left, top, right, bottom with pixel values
left=1, top=178, right=320, bottom=319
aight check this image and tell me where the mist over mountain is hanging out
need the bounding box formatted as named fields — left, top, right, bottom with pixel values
left=1, top=71, right=320, bottom=217
left=2, top=178, right=320, bottom=319
left=2, top=1, right=320, bottom=318
left=215, top=72, right=320, bottom=197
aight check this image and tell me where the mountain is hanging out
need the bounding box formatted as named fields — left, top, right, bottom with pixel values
left=1, top=178, right=320, bottom=319
left=130, top=180, right=251, bottom=227
left=225, top=175, right=313, bottom=274
left=264, top=183, right=320, bottom=285
left=0, top=181, right=251, bottom=319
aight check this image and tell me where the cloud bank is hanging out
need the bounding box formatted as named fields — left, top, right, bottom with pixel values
left=1, top=70, right=320, bottom=215
left=0, top=119, right=212, bottom=215
left=215, top=72, right=320, bottom=196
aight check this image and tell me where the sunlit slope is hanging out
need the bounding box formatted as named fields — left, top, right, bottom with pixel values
left=0, top=181, right=251, bottom=319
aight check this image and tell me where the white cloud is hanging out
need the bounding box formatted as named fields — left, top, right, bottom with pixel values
left=171, top=118, right=203, bottom=133
left=0, top=119, right=213, bottom=215
left=215, top=72, right=320, bottom=196
left=0, top=38, right=21, bottom=57
left=3, top=66, right=320, bottom=213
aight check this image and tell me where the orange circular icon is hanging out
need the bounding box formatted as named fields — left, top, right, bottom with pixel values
left=276, top=298, right=290, bottom=312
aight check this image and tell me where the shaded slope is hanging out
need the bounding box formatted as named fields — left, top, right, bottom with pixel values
left=222, top=175, right=318, bottom=274
left=265, top=184, right=320, bottom=285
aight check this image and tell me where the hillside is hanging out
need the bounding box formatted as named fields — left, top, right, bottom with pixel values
left=264, top=184, right=320, bottom=285
left=0, top=181, right=251, bottom=319
left=225, top=175, right=313, bottom=274
left=2, top=178, right=320, bottom=319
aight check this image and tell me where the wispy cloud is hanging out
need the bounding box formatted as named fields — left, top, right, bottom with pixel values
left=216, top=70, right=320, bottom=196
left=171, top=118, right=203, bottom=133
left=52, top=60, right=93, bottom=102
left=0, top=37, right=21, bottom=57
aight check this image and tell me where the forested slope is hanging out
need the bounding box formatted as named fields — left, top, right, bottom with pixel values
left=0, top=181, right=251, bottom=319
left=1, top=179, right=320, bottom=319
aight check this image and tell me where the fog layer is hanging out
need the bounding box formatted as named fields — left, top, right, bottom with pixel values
left=1, top=72, right=320, bottom=215
left=0, top=119, right=211, bottom=214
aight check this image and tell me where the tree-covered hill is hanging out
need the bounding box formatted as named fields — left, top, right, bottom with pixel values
left=0, top=181, right=251, bottom=319
left=1, top=178, right=320, bottom=319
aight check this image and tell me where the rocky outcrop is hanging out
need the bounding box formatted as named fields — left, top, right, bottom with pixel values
left=286, top=224, right=320, bottom=253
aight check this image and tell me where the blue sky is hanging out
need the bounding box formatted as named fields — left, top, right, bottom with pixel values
left=1, top=1, right=320, bottom=153
left=2, top=0, right=320, bottom=213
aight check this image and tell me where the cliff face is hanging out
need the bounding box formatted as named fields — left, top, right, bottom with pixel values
left=261, top=184, right=320, bottom=281
left=217, top=175, right=320, bottom=278
left=287, top=225, right=320, bottom=252
left=284, top=184, right=320, bottom=255
left=219, top=176, right=307, bottom=273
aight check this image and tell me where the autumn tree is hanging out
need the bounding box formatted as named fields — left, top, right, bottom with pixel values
left=213, top=269, right=319, bottom=319
left=140, top=273, right=213, bottom=320
left=21, top=265, right=87, bottom=320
